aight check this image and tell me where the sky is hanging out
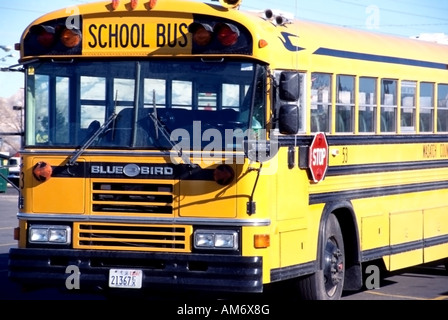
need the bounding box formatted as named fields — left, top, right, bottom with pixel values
left=1, top=0, right=448, bottom=98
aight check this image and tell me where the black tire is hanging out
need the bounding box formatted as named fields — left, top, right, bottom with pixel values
left=297, top=213, right=345, bottom=300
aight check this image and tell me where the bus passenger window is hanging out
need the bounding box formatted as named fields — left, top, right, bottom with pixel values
left=359, top=77, right=377, bottom=133
left=174, top=80, right=193, bottom=109
left=400, top=81, right=416, bottom=133
left=419, top=82, right=434, bottom=133
left=145, top=79, right=167, bottom=107
left=437, top=84, right=448, bottom=132
left=336, top=75, right=355, bottom=133
left=381, top=79, right=397, bottom=133
left=80, top=76, right=107, bottom=129
left=311, top=73, right=331, bottom=133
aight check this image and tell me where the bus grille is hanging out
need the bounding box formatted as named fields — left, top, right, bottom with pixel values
left=74, top=223, right=192, bottom=253
left=92, top=182, right=174, bottom=214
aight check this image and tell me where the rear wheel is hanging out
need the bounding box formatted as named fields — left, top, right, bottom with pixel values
left=298, top=213, right=345, bottom=300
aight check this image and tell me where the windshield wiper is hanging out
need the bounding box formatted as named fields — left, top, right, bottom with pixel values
left=149, top=90, right=195, bottom=167
left=152, top=90, right=160, bottom=141
left=68, top=91, right=119, bottom=167
left=67, top=112, right=118, bottom=167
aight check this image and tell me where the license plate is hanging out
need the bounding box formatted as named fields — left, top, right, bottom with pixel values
left=109, top=269, right=143, bottom=289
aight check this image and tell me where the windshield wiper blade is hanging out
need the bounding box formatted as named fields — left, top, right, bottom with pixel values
left=149, top=90, right=194, bottom=167
left=149, top=111, right=199, bottom=169
left=152, top=90, right=160, bottom=140
left=67, top=112, right=118, bottom=167
left=149, top=111, right=188, bottom=157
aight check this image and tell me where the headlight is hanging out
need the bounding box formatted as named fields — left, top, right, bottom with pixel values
left=194, top=230, right=238, bottom=251
left=29, top=225, right=71, bottom=245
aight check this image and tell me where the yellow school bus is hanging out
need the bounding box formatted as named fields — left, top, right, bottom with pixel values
left=7, top=0, right=448, bottom=300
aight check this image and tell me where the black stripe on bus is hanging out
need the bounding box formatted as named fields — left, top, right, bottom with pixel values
left=50, top=163, right=215, bottom=180
left=278, top=134, right=448, bottom=147
left=328, top=160, right=448, bottom=176
left=362, top=234, right=448, bottom=262
left=271, top=234, right=448, bottom=281
left=327, top=134, right=448, bottom=146
left=314, top=47, right=448, bottom=70
left=270, top=261, right=316, bottom=282
left=309, top=180, right=448, bottom=205
left=278, top=134, right=448, bottom=174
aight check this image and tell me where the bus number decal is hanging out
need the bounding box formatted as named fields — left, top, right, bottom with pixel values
left=423, top=144, right=437, bottom=159
left=440, top=143, right=448, bottom=158
left=423, top=143, right=448, bottom=159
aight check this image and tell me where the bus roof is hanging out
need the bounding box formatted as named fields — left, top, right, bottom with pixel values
left=293, top=18, right=448, bottom=67
left=18, top=0, right=448, bottom=72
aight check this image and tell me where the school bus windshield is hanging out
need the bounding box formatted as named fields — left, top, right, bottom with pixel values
left=26, top=59, right=266, bottom=150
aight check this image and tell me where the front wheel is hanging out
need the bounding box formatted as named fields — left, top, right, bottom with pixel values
left=297, top=213, right=345, bottom=300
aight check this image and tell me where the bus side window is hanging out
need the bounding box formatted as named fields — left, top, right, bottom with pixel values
left=336, top=75, right=355, bottom=133
left=311, top=73, right=331, bottom=133
left=298, top=73, right=306, bottom=133
left=419, top=82, right=434, bottom=133
left=381, top=79, right=397, bottom=133
left=437, top=84, right=448, bottom=132
left=34, top=74, right=50, bottom=144
left=359, top=77, right=377, bottom=133
left=400, top=81, right=416, bottom=133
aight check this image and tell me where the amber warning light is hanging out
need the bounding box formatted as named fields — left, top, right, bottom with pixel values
left=24, top=23, right=82, bottom=56
left=33, top=162, right=53, bottom=182
left=110, top=0, right=158, bottom=10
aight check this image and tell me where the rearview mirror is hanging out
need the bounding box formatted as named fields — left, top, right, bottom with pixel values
left=280, top=72, right=300, bottom=102
left=279, top=104, right=299, bottom=135
left=244, top=138, right=279, bottom=163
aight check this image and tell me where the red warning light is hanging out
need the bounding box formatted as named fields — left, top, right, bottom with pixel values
left=130, top=0, right=138, bottom=10
left=111, top=0, right=120, bottom=10
left=215, top=23, right=240, bottom=46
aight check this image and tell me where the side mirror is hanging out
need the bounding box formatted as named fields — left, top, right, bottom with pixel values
left=279, top=104, right=299, bottom=135
left=244, top=137, right=279, bottom=163
left=280, top=72, right=300, bottom=102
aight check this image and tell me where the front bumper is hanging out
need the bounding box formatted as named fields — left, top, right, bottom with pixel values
left=8, top=248, right=263, bottom=293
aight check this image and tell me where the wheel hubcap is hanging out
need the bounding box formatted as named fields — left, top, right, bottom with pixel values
left=323, top=238, right=344, bottom=297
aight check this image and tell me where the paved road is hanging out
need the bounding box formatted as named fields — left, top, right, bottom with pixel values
left=1, top=185, right=448, bottom=301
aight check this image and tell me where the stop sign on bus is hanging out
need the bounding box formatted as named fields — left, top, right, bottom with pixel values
left=308, top=132, right=329, bottom=183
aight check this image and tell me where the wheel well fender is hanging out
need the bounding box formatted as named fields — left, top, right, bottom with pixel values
left=317, top=200, right=363, bottom=291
